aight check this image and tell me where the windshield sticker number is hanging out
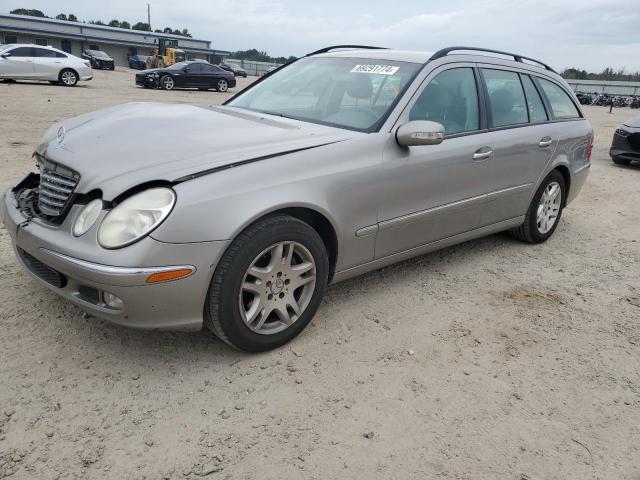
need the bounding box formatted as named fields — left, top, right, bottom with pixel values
left=350, top=64, right=399, bottom=75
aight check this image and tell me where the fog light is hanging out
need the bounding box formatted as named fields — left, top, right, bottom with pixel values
left=103, top=292, right=124, bottom=309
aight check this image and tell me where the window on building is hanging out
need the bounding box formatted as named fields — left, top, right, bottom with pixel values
left=4, top=35, right=18, bottom=44
left=61, top=40, right=72, bottom=54
left=35, top=38, right=48, bottom=46
left=89, top=44, right=100, bottom=50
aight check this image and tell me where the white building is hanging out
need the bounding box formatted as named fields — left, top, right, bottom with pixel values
left=0, top=13, right=230, bottom=66
left=566, top=79, right=640, bottom=97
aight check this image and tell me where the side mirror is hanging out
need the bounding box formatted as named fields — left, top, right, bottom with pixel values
left=1, top=53, right=10, bottom=58
left=396, top=120, right=445, bottom=147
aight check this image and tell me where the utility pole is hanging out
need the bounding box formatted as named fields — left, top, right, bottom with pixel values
left=147, top=2, right=151, bottom=31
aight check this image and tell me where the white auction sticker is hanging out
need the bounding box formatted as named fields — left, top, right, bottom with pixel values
left=350, top=64, right=399, bottom=75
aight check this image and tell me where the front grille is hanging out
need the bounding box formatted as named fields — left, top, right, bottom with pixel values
left=36, top=155, right=80, bottom=217
left=629, top=133, right=640, bottom=150
left=17, top=248, right=67, bottom=288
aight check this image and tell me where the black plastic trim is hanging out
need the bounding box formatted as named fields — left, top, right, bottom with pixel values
left=430, top=46, right=556, bottom=73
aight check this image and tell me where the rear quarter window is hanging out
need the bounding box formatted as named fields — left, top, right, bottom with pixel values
left=538, top=78, right=581, bottom=119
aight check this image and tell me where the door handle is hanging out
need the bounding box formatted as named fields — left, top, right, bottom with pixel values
left=539, top=137, right=553, bottom=148
left=472, top=146, right=493, bottom=161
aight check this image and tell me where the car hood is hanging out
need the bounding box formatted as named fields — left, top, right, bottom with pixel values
left=623, top=116, right=640, bottom=128
left=39, top=102, right=358, bottom=200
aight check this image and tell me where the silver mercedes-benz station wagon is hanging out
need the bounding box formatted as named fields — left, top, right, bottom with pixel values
left=1, top=46, right=592, bottom=351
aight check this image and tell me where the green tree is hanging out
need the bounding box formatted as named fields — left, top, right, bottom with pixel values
left=108, top=19, right=121, bottom=27
left=120, top=21, right=130, bottom=29
left=132, top=22, right=151, bottom=32
left=56, top=13, right=67, bottom=21
left=68, top=14, right=78, bottom=22
left=10, top=8, right=48, bottom=17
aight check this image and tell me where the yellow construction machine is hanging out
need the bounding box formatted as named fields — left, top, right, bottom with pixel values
left=145, top=38, right=186, bottom=68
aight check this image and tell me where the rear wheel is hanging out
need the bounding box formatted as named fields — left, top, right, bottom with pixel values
left=509, top=169, right=565, bottom=244
left=59, top=69, right=78, bottom=87
left=216, top=79, right=228, bottom=92
left=204, top=215, right=329, bottom=352
left=160, top=75, right=174, bottom=90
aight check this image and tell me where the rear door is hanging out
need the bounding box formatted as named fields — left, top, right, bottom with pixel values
left=376, top=65, right=496, bottom=259
left=477, top=67, right=558, bottom=226
left=32, top=48, right=66, bottom=79
left=0, top=47, right=35, bottom=78
left=200, top=64, right=220, bottom=88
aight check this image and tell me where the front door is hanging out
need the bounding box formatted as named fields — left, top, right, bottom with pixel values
left=0, top=47, right=35, bottom=78
left=376, top=66, right=496, bottom=259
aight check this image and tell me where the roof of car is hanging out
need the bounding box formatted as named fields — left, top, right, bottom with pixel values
left=314, top=47, right=559, bottom=75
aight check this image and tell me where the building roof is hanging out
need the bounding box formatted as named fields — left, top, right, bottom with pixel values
left=564, top=79, right=640, bottom=88
left=0, top=13, right=226, bottom=54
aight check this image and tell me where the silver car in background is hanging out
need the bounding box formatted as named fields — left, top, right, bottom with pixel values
left=0, top=43, right=92, bottom=86
left=1, top=45, right=592, bottom=351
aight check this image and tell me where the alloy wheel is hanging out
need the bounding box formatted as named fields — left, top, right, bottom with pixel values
left=162, top=76, right=174, bottom=90
left=217, top=79, right=228, bottom=92
left=239, top=241, right=316, bottom=335
left=536, top=181, right=562, bottom=234
left=61, top=71, right=77, bottom=86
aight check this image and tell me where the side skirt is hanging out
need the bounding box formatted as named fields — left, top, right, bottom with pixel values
left=331, top=216, right=524, bottom=284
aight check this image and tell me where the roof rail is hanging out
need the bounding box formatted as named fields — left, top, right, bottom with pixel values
left=429, top=46, right=556, bottom=73
left=306, top=45, right=387, bottom=57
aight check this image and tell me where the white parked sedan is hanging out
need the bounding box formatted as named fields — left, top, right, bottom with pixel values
left=0, top=44, right=93, bottom=86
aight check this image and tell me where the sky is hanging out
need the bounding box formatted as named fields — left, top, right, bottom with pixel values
left=3, top=0, right=640, bottom=72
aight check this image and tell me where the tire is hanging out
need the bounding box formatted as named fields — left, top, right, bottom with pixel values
left=59, top=69, right=78, bottom=87
left=509, top=169, right=566, bottom=244
left=216, top=79, right=228, bottom=92
left=160, top=75, right=174, bottom=90
left=612, top=156, right=631, bottom=165
left=204, top=214, right=329, bottom=352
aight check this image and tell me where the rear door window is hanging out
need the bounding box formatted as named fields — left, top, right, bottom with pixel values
left=482, top=69, right=528, bottom=127
left=409, top=67, right=480, bottom=135
left=521, top=75, right=548, bottom=123
left=537, top=78, right=581, bottom=119
left=33, top=48, right=57, bottom=58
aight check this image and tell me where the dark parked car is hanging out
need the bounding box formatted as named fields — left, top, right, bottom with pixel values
left=128, top=55, right=149, bottom=70
left=610, top=115, right=640, bottom=165
left=135, top=61, right=236, bottom=91
left=220, top=63, right=247, bottom=77
left=81, top=50, right=114, bottom=70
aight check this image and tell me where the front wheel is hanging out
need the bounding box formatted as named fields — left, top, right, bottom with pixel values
left=160, top=75, right=174, bottom=90
left=204, top=215, right=329, bottom=352
left=216, top=79, right=228, bottom=92
left=509, top=170, right=565, bottom=243
left=59, top=69, right=78, bottom=87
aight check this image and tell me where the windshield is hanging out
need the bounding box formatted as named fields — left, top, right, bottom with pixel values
left=227, top=57, right=421, bottom=131
left=88, top=50, right=110, bottom=59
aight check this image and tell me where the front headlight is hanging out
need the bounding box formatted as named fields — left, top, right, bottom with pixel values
left=73, top=199, right=103, bottom=237
left=615, top=128, right=631, bottom=138
left=98, top=188, right=175, bottom=249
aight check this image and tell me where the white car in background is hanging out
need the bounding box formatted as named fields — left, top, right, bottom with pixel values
left=0, top=44, right=92, bottom=86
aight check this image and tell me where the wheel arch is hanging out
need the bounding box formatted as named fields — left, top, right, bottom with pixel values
left=228, top=204, right=339, bottom=282
left=552, top=164, right=571, bottom=206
